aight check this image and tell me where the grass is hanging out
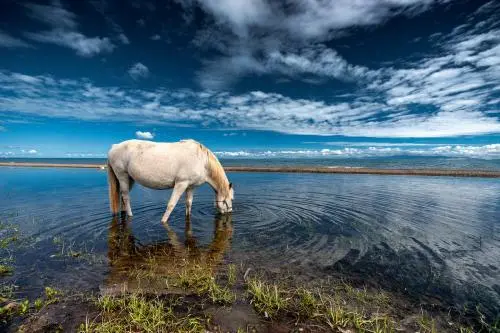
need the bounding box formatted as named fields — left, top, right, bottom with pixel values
left=0, top=222, right=19, bottom=278
left=0, top=285, right=64, bottom=324
left=0, top=222, right=19, bottom=249
left=418, top=312, right=438, bottom=333
left=51, top=236, right=105, bottom=264
left=227, top=263, right=237, bottom=286
left=324, top=301, right=351, bottom=329
left=246, top=278, right=289, bottom=318
left=176, top=263, right=235, bottom=304
left=0, top=236, right=18, bottom=249
left=5, top=263, right=496, bottom=333
left=44, top=286, right=62, bottom=305
left=296, top=288, right=321, bottom=319
left=34, top=298, right=44, bottom=311
left=81, top=294, right=205, bottom=333
left=0, top=214, right=494, bottom=333
left=0, top=264, right=13, bottom=276
left=244, top=275, right=399, bottom=332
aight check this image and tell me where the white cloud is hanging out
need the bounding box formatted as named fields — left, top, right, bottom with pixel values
left=26, top=30, right=115, bottom=57
left=24, top=2, right=115, bottom=57
left=128, top=63, right=150, bottom=80
left=1, top=69, right=499, bottom=138
left=20, top=149, right=38, bottom=154
left=267, top=47, right=379, bottom=81
left=0, top=31, right=32, bottom=48
left=183, top=0, right=436, bottom=38
left=10, top=73, right=42, bottom=84
left=65, top=152, right=106, bottom=158
left=214, top=144, right=500, bottom=159
left=135, top=131, right=154, bottom=139
left=25, top=3, right=77, bottom=29
left=150, top=34, right=161, bottom=41
left=0, top=148, right=42, bottom=157
left=0, top=125, right=6, bottom=132
left=118, top=33, right=130, bottom=44
left=182, top=0, right=442, bottom=89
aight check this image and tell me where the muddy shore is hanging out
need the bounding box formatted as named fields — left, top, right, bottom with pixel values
left=1, top=162, right=499, bottom=178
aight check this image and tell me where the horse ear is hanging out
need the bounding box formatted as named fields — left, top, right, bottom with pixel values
left=229, top=182, right=233, bottom=189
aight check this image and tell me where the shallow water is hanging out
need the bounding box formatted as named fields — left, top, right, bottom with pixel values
left=0, top=167, right=499, bottom=317
left=2, top=156, right=500, bottom=170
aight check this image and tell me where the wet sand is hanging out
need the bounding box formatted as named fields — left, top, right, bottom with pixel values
left=1, top=161, right=499, bottom=177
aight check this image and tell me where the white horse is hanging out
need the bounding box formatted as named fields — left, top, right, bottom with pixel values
left=107, top=139, right=233, bottom=223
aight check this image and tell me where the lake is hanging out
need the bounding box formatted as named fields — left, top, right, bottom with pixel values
left=0, top=167, right=499, bottom=321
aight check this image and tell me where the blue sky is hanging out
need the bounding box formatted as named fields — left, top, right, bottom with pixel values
left=0, top=0, right=499, bottom=158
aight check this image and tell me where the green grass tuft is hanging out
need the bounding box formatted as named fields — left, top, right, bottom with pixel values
left=83, top=294, right=205, bottom=333
left=246, top=278, right=289, bottom=318
left=0, top=264, right=13, bottom=276
left=227, top=263, right=237, bottom=286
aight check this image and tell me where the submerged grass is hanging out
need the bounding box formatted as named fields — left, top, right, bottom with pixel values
left=51, top=236, right=105, bottom=264
left=2, top=213, right=493, bottom=333
left=227, top=263, right=237, bottom=286
left=0, top=265, right=13, bottom=276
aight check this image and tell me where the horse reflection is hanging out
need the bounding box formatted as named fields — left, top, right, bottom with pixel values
left=103, top=214, right=233, bottom=295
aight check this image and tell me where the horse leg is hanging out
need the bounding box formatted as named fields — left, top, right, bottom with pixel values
left=117, top=175, right=133, bottom=217
left=185, top=187, right=194, bottom=219
left=161, top=182, right=189, bottom=224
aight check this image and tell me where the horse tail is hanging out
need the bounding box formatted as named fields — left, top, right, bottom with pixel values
left=107, top=161, right=120, bottom=215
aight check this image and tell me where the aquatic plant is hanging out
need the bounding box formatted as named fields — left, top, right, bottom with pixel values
left=227, top=263, right=237, bottom=286
left=0, top=265, right=13, bottom=276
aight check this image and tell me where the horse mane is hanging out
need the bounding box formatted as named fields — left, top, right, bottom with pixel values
left=194, top=141, right=229, bottom=195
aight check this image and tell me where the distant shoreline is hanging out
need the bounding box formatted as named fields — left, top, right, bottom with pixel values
left=1, top=161, right=499, bottom=178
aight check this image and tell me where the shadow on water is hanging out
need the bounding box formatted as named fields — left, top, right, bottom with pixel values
left=103, top=213, right=233, bottom=295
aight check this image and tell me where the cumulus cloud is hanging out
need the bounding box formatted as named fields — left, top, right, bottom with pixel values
left=135, top=131, right=154, bottom=139
left=0, top=31, right=32, bottom=48
left=20, top=149, right=38, bottom=154
left=65, top=152, right=106, bottom=158
left=0, top=148, right=40, bottom=157
left=24, top=2, right=115, bottom=57
left=214, top=144, right=500, bottom=159
left=128, top=63, right=149, bottom=80
left=150, top=34, right=161, bottom=41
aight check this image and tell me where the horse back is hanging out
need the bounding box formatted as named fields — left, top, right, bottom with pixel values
left=108, top=140, right=208, bottom=189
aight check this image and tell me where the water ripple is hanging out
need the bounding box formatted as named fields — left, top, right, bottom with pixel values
left=1, top=168, right=499, bottom=317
